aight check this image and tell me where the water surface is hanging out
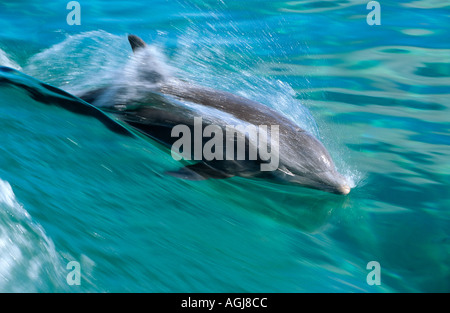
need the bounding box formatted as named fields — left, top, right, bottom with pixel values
left=0, top=0, right=449, bottom=292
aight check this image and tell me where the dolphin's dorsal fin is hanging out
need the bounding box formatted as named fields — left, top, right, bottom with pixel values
left=128, top=34, right=147, bottom=52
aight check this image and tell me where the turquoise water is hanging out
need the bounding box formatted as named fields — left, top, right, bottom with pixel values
left=0, top=0, right=449, bottom=292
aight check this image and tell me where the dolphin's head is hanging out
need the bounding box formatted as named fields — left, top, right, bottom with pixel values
left=286, top=167, right=351, bottom=195
left=277, top=130, right=351, bottom=195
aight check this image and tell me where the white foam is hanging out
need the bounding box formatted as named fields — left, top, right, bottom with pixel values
left=0, top=178, right=65, bottom=292
left=0, top=49, right=21, bottom=70
left=24, top=30, right=129, bottom=94
left=94, top=43, right=176, bottom=107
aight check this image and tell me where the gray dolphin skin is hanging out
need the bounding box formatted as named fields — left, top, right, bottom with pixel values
left=79, top=34, right=351, bottom=195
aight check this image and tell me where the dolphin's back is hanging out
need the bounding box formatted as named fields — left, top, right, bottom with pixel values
left=161, top=81, right=301, bottom=133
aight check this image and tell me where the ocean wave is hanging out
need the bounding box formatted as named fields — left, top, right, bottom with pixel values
left=0, top=49, right=21, bottom=70
left=0, top=178, right=65, bottom=292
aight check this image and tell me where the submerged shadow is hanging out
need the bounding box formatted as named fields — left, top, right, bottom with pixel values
left=213, top=177, right=349, bottom=233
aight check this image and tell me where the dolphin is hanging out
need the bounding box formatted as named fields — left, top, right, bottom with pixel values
left=79, top=35, right=351, bottom=195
